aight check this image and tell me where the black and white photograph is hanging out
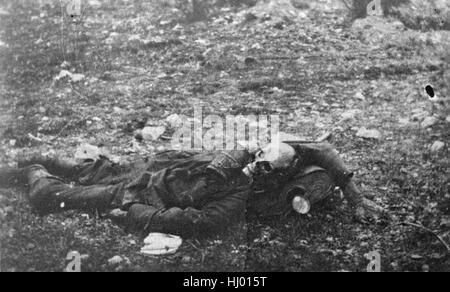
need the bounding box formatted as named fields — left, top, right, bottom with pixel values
left=0, top=0, right=449, bottom=274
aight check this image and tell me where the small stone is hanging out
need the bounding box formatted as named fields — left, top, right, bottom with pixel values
left=411, top=254, right=423, bottom=260
left=398, top=117, right=410, bottom=126
left=344, top=248, right=354, bottom=255
left=142, top=126, right=166, bottom=141
left=446, top=116, right=450, bottom=123
left=80, top=254, right=90, bottom=261
left=422, top=264, right=430, bottom=272
left=440, top=217, right=450, bottom=228
left=390, top=262, right=399, bottom=270
left=355, top=92, right=366, bottom=101
left=360, top=242, right=369, bottom=248
left=340, top=110, right=358, bottom=122
left=26, top=243, right=36, bottom=250
left=181, top=256, right=192, bottom=264
left=114, top=265, right=124, bottom=272
left=113, top=106, right=125, bottom=114
left=421, top=116, right=439, bottom=129
left=430, top=141, right=445, bottom=152
left=166, top=114, right=184, bottom=128
left=0, top=209, right=6, bottom=220
left=3, top=206, right=13, bottom=214
left=108, top=255, right=123, bottom=265
left=356, top=128, right=382, bottom=140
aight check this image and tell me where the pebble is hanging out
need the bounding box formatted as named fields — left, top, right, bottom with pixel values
left=181, top=256, right=192, bottom=264
left=26, top=243, right=36, bottom=250
left=107, top=255, right=124, bottom=265
left=356, top=128, right=382, bottom=140
left=421, top=116, right=439, bottom=129
left=430, top=141, right=445, bottom=152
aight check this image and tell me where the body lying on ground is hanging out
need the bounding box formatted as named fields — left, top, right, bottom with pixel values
left=0, top=142, right=384, bottom=238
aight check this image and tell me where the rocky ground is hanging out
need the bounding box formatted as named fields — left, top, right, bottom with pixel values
left=0, top=0, right=449, bottom=272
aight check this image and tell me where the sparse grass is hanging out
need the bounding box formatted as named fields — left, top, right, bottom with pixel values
left=0, top=0, right=449, bottom=272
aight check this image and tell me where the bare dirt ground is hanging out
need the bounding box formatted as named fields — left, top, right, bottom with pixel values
left=0, top=0, right=449, bottom=272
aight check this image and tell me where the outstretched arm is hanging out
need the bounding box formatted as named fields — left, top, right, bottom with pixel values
left=124, top=185, right=249, bottom=237
left=291, top=143, right=384, bottom=219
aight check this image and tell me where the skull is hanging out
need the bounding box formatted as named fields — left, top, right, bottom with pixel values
left=243, top=142, right=296, bottom=177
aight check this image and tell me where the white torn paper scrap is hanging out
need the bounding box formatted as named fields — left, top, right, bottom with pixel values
left=140, top=233, right=182, bottom=256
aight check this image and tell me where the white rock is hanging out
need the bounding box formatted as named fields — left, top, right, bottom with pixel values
left=340, top=110, right=359, bottom=122
left=54, top=70, right=85, bottom=83
left=421, top=116, right=439, bottom=128
left=113, top=106, right=126, bottom=114
left=107, top=255, right=123, bottom=265
left=166, top=114, right=184, bottom=128
left=398, top=117, right=410, bottom=126
left=0, top=8, right=10, bottom=16
left=430, top=141, right=445, bottom=152
left=88, top=0, right=101, bottom=7
left=74, top=143, right=101, bottom=163
left=128, top=34, right=141, bottom=42
left=54, top=70, right=72, bottom=81
left=356, top=128, right=382, bottom=140
left=142, top=126, right=166, bottom=141
left=80, top=254, right=90, bottom=261
left=71, top=73, right=85, bottom=83
left=354, top=92, right=366, bottom=101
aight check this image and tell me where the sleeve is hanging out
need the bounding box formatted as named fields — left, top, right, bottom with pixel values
left=125, top=185, right=249, bottom=237
left=292, top=143, right=363, bottom=207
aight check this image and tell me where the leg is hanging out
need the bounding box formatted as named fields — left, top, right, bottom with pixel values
left=19, top=153, right=135, bottom=186
left=27, top=165, right=124, bottom=215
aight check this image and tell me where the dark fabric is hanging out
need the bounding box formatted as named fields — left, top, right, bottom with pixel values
left=289, top=142, right=362, bottom=206
left=28, top=175, right=124, bottom=215
left=281, top=168, right=334, bottom=205
left=24, top=143, right=362, bottom=236
left=27, top=150, right=252, bottom=237
left=126, top=184, right=249, bottom=237
left=247, top=167, right=334, bottom=218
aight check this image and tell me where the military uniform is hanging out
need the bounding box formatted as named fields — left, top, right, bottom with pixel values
left=19, top=143, right=363, bottom=237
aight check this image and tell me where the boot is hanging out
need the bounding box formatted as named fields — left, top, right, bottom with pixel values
left=18, top=152, right=79, bottom=180
left=26, top=164, right=57, bottom=186
left=26, top=165, right=67, bottom=214
left=0, top=164, right=47, bottom=188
